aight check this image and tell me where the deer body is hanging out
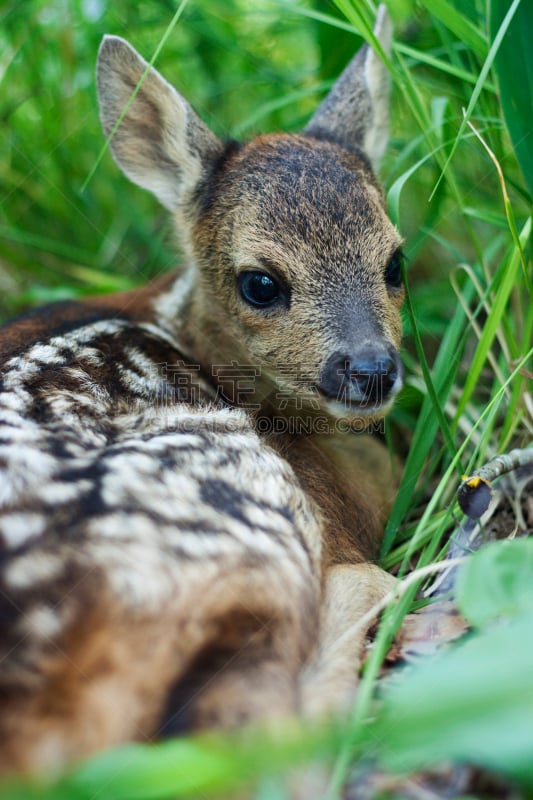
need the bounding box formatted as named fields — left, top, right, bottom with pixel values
left=0, top=8, right=403, bottom=776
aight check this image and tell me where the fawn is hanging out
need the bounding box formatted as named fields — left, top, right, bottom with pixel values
left=0, top=6, right=404, bottom=776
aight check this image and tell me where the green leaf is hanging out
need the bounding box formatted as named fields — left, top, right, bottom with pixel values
left=426, top=0, right=521, bottom=201
left=491, top=0, right=533, bottom=197
left=63, top=740, right=243, bottom=799
left=381, top=282, right=473, bottom=554
left=456, top=538, right=533, bottom=628
left=374, top=613, right=533, bottom=786
left=29, top=725, right=339, bottom=800
left=419, top=0, right=487, bottom=58
left=455, top=216, right=531, bottom=420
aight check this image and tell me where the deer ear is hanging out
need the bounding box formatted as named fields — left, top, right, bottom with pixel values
left=304, top=5, right=392, bottom=171
left=96, top=36, right=223, bottom=212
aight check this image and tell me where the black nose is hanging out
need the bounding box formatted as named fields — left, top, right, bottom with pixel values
left=319, top=346, right=402, bottom=408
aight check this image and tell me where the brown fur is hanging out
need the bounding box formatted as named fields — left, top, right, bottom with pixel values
left=0, top=6, right=404, bottom=781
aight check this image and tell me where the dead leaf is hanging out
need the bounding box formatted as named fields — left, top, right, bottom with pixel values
left=386, top=600, right=468, bottom=664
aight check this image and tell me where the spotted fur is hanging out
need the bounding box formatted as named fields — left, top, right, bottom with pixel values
left=0, top=6, right=402, bottom=777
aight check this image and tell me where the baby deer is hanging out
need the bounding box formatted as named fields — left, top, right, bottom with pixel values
left=0, top=6, right=404, bottom=776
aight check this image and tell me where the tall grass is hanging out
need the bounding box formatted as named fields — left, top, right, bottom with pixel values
left=0, top=0, right=531, bottom=797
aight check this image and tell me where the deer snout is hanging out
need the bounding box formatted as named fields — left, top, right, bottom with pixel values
left=318, top=345, right=403, bottom=410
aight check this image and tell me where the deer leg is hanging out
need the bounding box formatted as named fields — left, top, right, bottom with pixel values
left=300, top=563, right=396, bottom=719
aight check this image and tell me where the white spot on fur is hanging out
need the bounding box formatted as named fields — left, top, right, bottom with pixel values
left=0, top=446, right=57, bottom=505
left=4, top=357, right=40, bottom=379
left=6, top=553, right=64, bottom=589
left=125, top=347, right=165, bottom=380
left=88, top=539, right=179, bottom=607
left=68, top=319, right=126, bottom=343
left=153, top=266, right=195, bottom=329
left=89, top=512, right=160, bottom=540
left=76, top=346, right=105, bottom=366
left=36, top=480, right=89, bottom=505
left=45, top=389, right=109, bottom=420
left=0, top=513, right=46, bottom=548
left=0, top=390, right=32, bottom=413
left=0, top=385, right=33, bottom=415
left=101, top=454, right=200, bottom=513
left=24, top=606, right=63, bottom=639
left=117, top=365, right=160, bottom=398
left=27, top=344, right=63, bottom=364
left=0, top=407, right=30, bottom=428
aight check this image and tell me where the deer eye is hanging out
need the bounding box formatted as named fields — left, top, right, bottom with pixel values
left=385, top=250, right=405, bottom=289
left=238, top=271, right=282, bottom=308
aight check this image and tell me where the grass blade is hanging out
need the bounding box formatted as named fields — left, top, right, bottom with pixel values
left=491, top=0, right=533, bottom=197
left=418, top=0, right=487, bottom=57
left=427, top=0, right=522, bottom=200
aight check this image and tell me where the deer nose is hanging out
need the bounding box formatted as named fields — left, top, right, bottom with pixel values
left=318, top=346, right=402, bottom=408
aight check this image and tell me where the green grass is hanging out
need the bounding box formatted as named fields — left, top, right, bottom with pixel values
left=1, top=0, right=532, bottom=797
